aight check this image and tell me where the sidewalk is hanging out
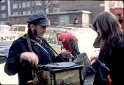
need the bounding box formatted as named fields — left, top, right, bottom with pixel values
left=0, top=63, right=18, bottom=84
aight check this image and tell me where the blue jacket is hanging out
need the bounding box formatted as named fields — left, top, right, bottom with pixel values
left=4, top=29, right=63, bottom=85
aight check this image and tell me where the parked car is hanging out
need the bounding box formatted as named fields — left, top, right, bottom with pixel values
left=0, top=41, right=13, bottom=64
left=0, top=25, right=19, bottom=42
left=10, top=24, right=28, bottom=37
left=0, top=49, right=8, bottom=64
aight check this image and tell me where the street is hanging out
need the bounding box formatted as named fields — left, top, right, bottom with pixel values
left=0, top=41, right=18, bottom=84
left=0, top=28, right=99, bottom=84
left=0, top=63, right=18, bottom=84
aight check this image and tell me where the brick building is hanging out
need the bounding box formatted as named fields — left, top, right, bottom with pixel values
left=9, top=10, right=91, bottom=27
left=8, top=1, right=104, bottom=27
left=0, top=0, right=8, bottom=24
left=2, top=1, right=123, bottom=27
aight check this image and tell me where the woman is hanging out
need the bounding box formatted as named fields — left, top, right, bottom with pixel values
left=92, top=12, right=124, bottom=85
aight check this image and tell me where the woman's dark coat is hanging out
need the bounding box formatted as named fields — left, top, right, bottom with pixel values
left=98, top=37, right=124, bottom=85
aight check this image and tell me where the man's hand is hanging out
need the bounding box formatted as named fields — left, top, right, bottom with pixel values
left=20, top=52, right=39, bottom=66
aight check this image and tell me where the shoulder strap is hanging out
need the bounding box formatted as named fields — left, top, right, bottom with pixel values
left=26, top=34, right=33, bottom=52
left=42, top=38, right=59, bottom=56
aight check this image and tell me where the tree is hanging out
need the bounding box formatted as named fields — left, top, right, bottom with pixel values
left=41, top=1, right=59, bottom=14
left=33, top=0, right=59, bottom=15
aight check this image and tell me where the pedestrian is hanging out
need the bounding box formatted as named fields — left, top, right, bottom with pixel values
left=73, top=18, right=78, bottom=27
left=117, top=14, right=123, bottom=25
left=4, top=12, right=73, bottom=85
left=92, top=11, right=124, bottom=85
left=58, top=33, right=80, bottom=58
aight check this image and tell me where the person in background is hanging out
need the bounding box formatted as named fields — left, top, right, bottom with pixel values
left=92, top=11, right=124, bottom=85
left=73, top=18, right=78, bottom=27
left=4, top=12, right=73, bottom=85
left=117, top=14, right=123, bottom=25
left=58, top=33, right=80, bottom=58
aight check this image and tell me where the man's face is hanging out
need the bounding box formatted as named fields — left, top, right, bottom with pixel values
left=31, top=24, right=47, bottom=39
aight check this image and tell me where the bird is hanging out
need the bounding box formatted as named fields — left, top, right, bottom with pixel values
left=58, top=33, right=80, bottom=58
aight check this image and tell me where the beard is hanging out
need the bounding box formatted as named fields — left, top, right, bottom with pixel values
left=33, top=28, right=37, bottom=37
left=30, top=28, right=37, bottom=37
left=32, top=29, right=43, bottom=39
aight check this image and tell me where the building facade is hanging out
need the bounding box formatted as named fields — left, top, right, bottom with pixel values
left=8, top=0, right=61, bottom=25
left=9, top=10, right=91, bottom=27
left=0, top=0, right=123, bottom=27
left=0, top=0, right=8, bottom=24
left=9, top=0, right=60, bottom=16
left=7, top=1, right=105, bottom=27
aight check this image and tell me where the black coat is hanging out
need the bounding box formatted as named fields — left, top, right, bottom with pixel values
left=4, top=30, right=63, bottom=85
left=98, top=37, right=124, bottom=85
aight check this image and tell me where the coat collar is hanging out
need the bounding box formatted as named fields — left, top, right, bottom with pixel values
left=27, top=29, right=37, bottom=41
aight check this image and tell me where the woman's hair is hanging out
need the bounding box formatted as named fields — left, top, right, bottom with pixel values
left=92, top=11, right=123, bottom=53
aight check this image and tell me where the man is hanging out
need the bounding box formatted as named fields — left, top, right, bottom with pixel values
left=58, top=33, right=80, bottom=58
left=4, top=12, right=73, bottom=85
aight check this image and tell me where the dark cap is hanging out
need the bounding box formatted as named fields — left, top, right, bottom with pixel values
left=27, top=12, right=49, bottom=26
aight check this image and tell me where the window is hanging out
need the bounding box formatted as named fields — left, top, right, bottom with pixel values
left=22, top=2, right=26, bottom=8
left=23, top=11, right=26, bottom=15
left=59, top=15, right=69, bottom=26
left=36, top=10, right=40, bottom=12
left=27, top=2, right=31, bottom=7
left=53, top=8, right=60, bottom=13
left=1, top=0, right=6, bottom=2
left=27, top=11, right=31, bottom=15
left=53, top=0, right=59, bottom=4
left=115, top=1, right=123, bottom=7
left=18, top=26, right=25, bottom=31
left=13, top=26, right=18, bottom=31
left=13, top=4, right=18, bottom=9
left=13, top=12, right=18, bottom=16
left=18, top=12, right=21, bottom=15
left=1, top=5, right=6, bottom=10
left=1, top=13, right=6, bottom=18
left=31, top=1, right=35, bottom=6
left=35, top=1, right=42, bottom=6
left=19, top=3, right=22, bottom=8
